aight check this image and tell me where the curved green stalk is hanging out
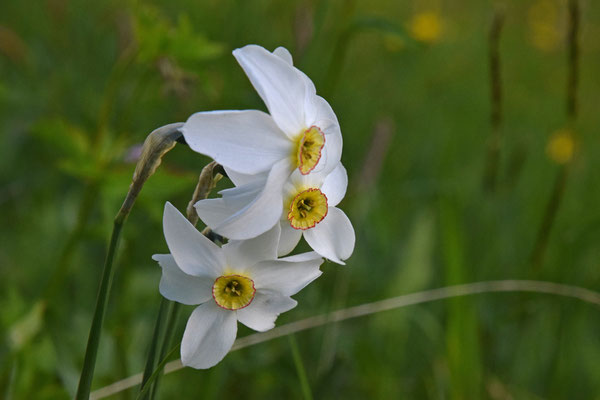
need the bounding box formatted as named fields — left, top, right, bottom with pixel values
left=75, top=123, right=183, bottom=399
left=75, top=215, right=125, bottom=399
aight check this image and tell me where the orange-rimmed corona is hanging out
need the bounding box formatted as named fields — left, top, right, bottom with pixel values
left=212, top=274, right=256, bottom=310
left=294, top=126, right=325, bottom=175
left=287, top=188, right=328, bottom=230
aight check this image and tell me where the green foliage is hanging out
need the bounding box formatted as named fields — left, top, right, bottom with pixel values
left=134, top=5, right=224, bottom=67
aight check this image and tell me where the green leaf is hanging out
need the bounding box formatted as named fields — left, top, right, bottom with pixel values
left=8, top=301, right=46, bottom=351
left=439, top=199, right=483, bottom=399
left=30, top=118, right=90, bottom=160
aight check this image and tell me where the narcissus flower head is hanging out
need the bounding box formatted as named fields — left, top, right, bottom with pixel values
left=154, top=203, right=323, bottom=369
left=278, top=164, right=355, bottom=264
left=180, top=45, right=343, bottom=240
left=195, top=163, right=355, bottom=264
left=182, top=44, right=342, bottom=178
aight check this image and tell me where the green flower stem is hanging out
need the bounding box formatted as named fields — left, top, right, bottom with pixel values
left=289, top=335, right=313, bottom=400
left=75, top=214, right=125, bottom=400
left=75, top=123, right=183, bottom=400
left=136, top=344, right=180, bottom=400
left=150, top=302, right=181, bottom=400
left=139, top=298, right=169, bottom=400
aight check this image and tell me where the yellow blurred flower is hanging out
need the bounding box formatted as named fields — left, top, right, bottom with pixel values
left=409, top=12, right=442, bottom=43
left=528, top=0, right=561, bottom=52
left=546, top=130, right=575, bottom=164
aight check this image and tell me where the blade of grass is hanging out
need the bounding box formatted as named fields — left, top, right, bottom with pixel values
left=289, top=335, right=313, bottom=400
left=136, top=344, right=180, bottom=400
left=139, top=298, right=169, bottom=400
left=439, top=199, right=482, bottom=399
left=149, top=302, right=180, bottom=400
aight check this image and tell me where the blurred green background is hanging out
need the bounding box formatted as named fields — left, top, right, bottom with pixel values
left=2, top=0, right=600, bottom=398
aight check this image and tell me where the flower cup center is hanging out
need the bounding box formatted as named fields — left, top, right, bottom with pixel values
left=287, top=188, right=328, bottom=230
left=212, top=274, right=256, bottom=310
left=294, top=126, right=325, bottom=175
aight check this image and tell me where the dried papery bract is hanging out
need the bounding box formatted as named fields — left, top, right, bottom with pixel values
left=118, top=122, right=185, bottom=221
left=186, top=161, right=224, bottom=226
left=76, top=122, right=184, bottom=400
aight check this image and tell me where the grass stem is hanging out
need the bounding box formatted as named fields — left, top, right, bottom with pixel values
left=289, top=335, right=313, bottom=400
left=530, top=0, right=579, bottom=270
left=482, top=7, right=504, bottom=193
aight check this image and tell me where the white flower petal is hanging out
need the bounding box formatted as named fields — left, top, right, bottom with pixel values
left=273, top=46, right=293, bottom=65
left=305, top=95, right=340, bottom=131
left=236, top=290, right=297, bottom=332
left=320, top=163, right=348, bottom=208
left=233, top=45, right=310, bottom=136
left=153, top=254, right=213, bottom=305
left=304, top=95, right=343, bottom=176
left=246, top=253, right=323, bottom=297
left=308, top=129, right=341, bottom=178
left=277, top=251, right=323, bottom=262
left=182, top=110, right=290, bottom=175
left=224, top=223, right=281, bottom=270
left=196, top=158, right=291, bottom=240
left=195, top=180, right=263, bottom=229
left=303, top=207, right=355, bottom=264
left=277, top=220, right=303, bottom=257
left=181, top=302, right=237, bottom=369
left=224, top=165, right=266, bottom=187
left=163, top=202, right=225, bottom=277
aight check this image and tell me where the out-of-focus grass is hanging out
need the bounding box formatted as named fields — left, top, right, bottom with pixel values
left=1, top=0, right=600, bottom=399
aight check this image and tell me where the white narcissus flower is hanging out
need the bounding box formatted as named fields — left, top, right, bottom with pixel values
left=197, top=163, right=355, bottom=264
left=154, top=202, right=323, bottom=369
left=278, top=164, right=354, bottom=264
left=181, top=44, right=343, bottom=238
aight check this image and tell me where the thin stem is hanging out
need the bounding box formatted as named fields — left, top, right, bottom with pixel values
left=530, top=0, right=579, bottom=270
left=482, top=7, right=505, bottom=193
left=149, top=302, right=180, bottom=400
left=90, top=279, right=600, bottom=399
left=566, top=0, right=579, bottom=121
left=530, top=165, right=568, bottom=269
left=139, top=298, right=169, bottom=400
left=75, top=216, right=125, bottom=399
left=289, top=335, right=313, bottom=400
left=136, top=345, right=180, bottom=400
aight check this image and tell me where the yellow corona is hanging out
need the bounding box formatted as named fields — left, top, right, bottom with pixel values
left=287, top=188, right=328, bottom=230
left=212, top=274, right=256, bottom=310
left=294, top=126, right=325, bottom=174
